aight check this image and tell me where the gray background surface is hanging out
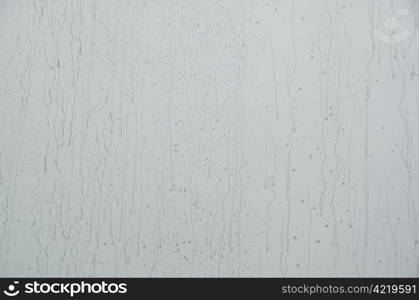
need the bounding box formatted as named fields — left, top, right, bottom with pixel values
left=0, top=0, right=418, bottom=277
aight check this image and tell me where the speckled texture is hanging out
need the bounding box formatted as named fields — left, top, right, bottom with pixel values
left=0, top=0, right=418, bottom=277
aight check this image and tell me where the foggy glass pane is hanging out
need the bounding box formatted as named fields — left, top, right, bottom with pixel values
left=0, top=0, right=418, bottom=277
